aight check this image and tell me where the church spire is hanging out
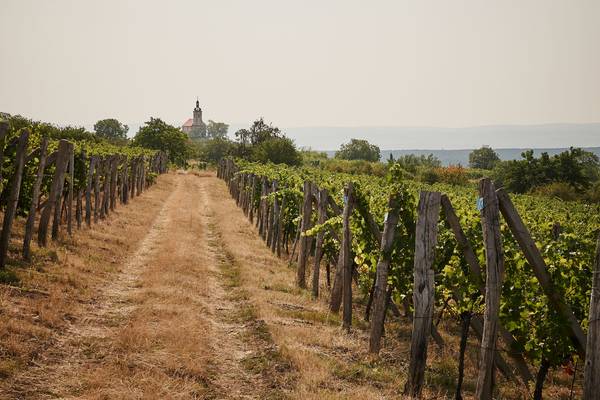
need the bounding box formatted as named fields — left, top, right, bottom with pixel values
left=195, top=98, right=200, bottom=111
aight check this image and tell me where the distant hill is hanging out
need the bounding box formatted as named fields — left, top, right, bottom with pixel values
left=287, top=123, right=600, bottom=152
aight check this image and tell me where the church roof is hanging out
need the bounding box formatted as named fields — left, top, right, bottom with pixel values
left=182, top=118, right=193, bottom=127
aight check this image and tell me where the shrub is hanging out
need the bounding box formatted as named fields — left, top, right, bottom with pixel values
left=531, top=182, right=578, bottom=202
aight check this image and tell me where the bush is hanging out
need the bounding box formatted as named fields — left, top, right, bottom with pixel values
left=417, top=165, right=468, bottom=186
left=335, top=139, right=380, bottom=162
left=252, top=137, right=301, bottom=166
left=320, top=159, right=387, bottom=177
left=531, top=182, right=578, bottom=202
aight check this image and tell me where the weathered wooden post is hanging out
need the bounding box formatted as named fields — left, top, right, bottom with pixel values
left=404, top=191, right=441, bottom=398
left=475, top=179, right=504, bottom=400
left=341, top=183, right=355, bottom=332
left=297, top=181, right=313, bottom=288
left=38, top=140, right=70, bottom=246
left=66, top=146, right=74, bottom=235
left=0, top=122, right=8, bottom=185
left=85, top=156, right=95, bottom=226
left=369, top=192, right=402, bottom=354
left=0, top=129, right=29, bottom=267
left=94, top=158, right=101, bottom=223
left=51, top=141, right=72, bottom=241
left=584, top=234, right=600, bottom=400
left=496, top=188, right=586, bottom=354
left=270, top=181, right=280, bottom=253
left=23, top=137, right=48, bottom=260
left=110, top=155, right=118, bottom=210
left=311, top=188, right=329, bottom=298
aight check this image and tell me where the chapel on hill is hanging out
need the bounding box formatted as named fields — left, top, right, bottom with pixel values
left=182, top=99, right=207, bottom=139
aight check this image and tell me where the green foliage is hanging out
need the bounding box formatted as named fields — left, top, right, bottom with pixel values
left=335, top=138, right=381, bottom=162
left=252, top=137, right=301, bottom=166
left=233, top=118, right=301, bottom=166
left=233, top=158, right=600, bottom=371
left=393, top=153, right=441, bottom=174
left=197, top=137, right=235, bottom=164
left=206, top=120, right=229, bottom=139
left=469, top=146, right=500, bottom=169
left=93, top=118, right=129, bottom=140
left=133, top=117, right=190, bottom=167
left=493, top=148, right=600, bottom=194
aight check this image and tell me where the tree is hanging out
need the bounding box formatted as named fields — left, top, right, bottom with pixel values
left=469, top=146, right=500, bottom=169
left=235, top=118, right=281, bottom=146
left=206, top=120, right=229, bottom=139
left=335, top=138, right=381, bottom=162
left=132, top=117, right=191, bottom=167
left=252, top=137, right=301, bottom=166
left=492, top=147, right=600, bottom=194
left=94, top=118, right=128, bottom=140
left=198, top=137, right=235, bottom=164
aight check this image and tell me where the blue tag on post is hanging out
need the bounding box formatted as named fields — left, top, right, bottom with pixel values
left=476, top=197, right=484, bottom=211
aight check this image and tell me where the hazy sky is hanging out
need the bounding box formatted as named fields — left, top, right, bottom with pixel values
left=1, top=0, right=599, bottom=146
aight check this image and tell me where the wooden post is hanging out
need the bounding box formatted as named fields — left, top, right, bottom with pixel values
left=110, top=155, right=118, bottom=210
left=85, top=156, right=95, bottom=226
left=270, top=181, right=279, bottom=253
left=369, top=192, right=402, bottom=353
left=342, top=183, right=355, bottom=332
left=39, top=140, right=70, bottom=244
left=93, top=158, right=101, bottom=223
left=311, top=188, right=329, bottom=298
left=404, top=191, right=441, bottom=398
left=66, top=146, right=74, bottom=235
left=496, top=188, right=586, bottom=354
left=76, top=188, right=83, bottom=229
left=475, top=179, right=504, bottom=400
left=441, top=194, right=533, bottom=384
left=0, top=122, right=8, bottom=185
left=584, top=234, right=600, bottom=400
left=0, top=130, right=29, bottom=267
left=297, top=181, right=313, bottom=288
left=23, top=137, right=48, bottom=260
left=51, top=162, right=70, bottom=239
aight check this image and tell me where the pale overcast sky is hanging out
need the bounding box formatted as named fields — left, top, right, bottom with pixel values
left=1, top=0, right=599, bottom=148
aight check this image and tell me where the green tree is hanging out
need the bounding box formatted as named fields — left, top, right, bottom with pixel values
left=252, top=137, right=301, bottom=166
left=132, top=117, right=190, bottom=167
left=94, top=118, right=129, bottom=140
left=198, top=137, right=235, bottom=164
left=235, top=118, right=281, bottom=146
left=206, top=120, right=229, bottom=139
left=469, top=146, right=500, bottom=169
left=335, top=138, right=381, bottom=162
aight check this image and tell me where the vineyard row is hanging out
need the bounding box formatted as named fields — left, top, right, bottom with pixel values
left=0, top=121, right=168, bottom=269
left=217, top=158, right=600, bottom=399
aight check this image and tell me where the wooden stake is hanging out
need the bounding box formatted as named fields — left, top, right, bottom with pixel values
left=584, top=233, right=600, bottom=399
left=475, top=179, right=504, bottom=400
left=342, top=183, right=355, bottom=332
left=404, top=191, right=441, bottom=398
left=297, top=181, right=313, bottom=288
left=369, top=192, right=402, bottom=353
left=23, top=137, right=48, bottom=260
left=497, top=188, right=586, bottom=354
left=311, top=188, right=329, bottom=298
left=0, top=130, right=29, bottom=267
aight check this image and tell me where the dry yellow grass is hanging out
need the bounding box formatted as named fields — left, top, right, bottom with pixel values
left=0, top=171, right=583, bottom=399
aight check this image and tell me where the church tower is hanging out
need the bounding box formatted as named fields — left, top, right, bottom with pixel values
left=190, top=99, right=207, bottom=139
left=193, top=99, right=203, bottom=126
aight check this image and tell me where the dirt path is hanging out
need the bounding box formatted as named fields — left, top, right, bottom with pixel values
left=2, top=172, right=294, bottom=399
